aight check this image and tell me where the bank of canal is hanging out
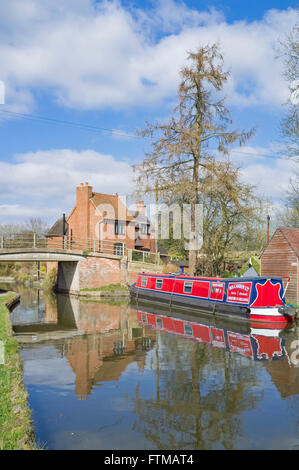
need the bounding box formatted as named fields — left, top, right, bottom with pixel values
left=3, top=282, right=299, bottom=450
left=0, top=289, right=35, bottom=450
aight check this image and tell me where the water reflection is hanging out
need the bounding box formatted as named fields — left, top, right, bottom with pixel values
left=5, top=284, right=299, bottom=450
left=131, top=304, right=299, bottom=449
left=135, top=305, right=290, bottom=362
left=10, top=287, right=156, bottom=400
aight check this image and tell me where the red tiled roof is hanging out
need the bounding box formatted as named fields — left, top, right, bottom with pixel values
left=280, top=227, right=299, bottom=256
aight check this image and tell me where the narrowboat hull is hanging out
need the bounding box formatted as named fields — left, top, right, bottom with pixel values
left=130, top=273, right=295, bottom=324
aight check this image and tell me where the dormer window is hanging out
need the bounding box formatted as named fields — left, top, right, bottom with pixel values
left=115, top=220, right=125, bottom=235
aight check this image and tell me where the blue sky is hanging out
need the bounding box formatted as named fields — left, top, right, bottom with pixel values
left=0, top=0, right=298, bottom=225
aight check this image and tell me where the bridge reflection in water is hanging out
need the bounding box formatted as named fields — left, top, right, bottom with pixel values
left=11, top=289, right=156, bottom=399
left=7, top=285, right=299, bottom=450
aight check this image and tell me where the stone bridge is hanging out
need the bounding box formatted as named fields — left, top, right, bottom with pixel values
left=0, top=247, right=85, bottom=262
left=0, top=236, right=164, bottom=294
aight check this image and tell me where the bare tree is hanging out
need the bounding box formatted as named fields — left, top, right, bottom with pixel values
left=24, top=217, right=49, bottom=235
left=278, top=21, right=299, bottom=159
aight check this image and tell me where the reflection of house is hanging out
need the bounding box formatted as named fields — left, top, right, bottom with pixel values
left=65, top=327, right=155, bottom=398
left=46, top=183, right=155, bottom=255
left=58, top=302, right=156, bottom=398
left=261, top=227, right=299, bottom=304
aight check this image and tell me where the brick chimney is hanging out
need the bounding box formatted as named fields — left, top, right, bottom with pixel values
left=136, top=201, right=146, bottom=216
left=76, top=182, right=93, bottom=239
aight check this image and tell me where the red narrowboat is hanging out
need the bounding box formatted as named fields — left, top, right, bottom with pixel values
left=130, top=273, right=295, bottom=324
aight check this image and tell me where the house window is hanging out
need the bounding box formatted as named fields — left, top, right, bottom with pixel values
left=114, top=242, right=124, bottom=255
left=155, top=278, right=163, bottom=289
left=115, top=220, right=125, bottom=235
left=141, top=277, right=148, bottom=287
left=183, top=281, right=193, bottom=294
left=140, top=223, right=148, bottom=235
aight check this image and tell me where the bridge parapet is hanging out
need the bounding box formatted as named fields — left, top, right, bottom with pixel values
left=0, top=233, right=161, bottom=264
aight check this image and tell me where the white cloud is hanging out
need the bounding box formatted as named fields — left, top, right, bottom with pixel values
left=0, top=145, right=295, bottom=225
left=226, top=145, right=297, bottom=201
left=0, top=149, right=134, bottom=223
left=0, top=1, right=296, bottom=112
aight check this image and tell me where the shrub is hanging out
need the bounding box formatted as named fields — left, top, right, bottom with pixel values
left=43, top=268, right=58, bottom=291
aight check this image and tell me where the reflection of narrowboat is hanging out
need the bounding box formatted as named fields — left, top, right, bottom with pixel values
left=130, top=273, right=295, bottom=324
left=136, top=307, right=288, bottom=362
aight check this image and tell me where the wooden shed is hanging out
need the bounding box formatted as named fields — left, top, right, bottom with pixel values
left=261, top=227, right=299, bottom=305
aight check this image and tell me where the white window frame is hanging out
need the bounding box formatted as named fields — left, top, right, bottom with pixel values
left=115, top=220, right=126, bottom=235
left=141, top=277, right=148, bottom=287
left=183, top=281, right=193, bottom=294
left=184, top=323, right=193, bottom=336
left=114, top=242, right=125, bottom=256
left=140, top=223, right=148, bottom=235
left=155, top=278, right=163, bottom=290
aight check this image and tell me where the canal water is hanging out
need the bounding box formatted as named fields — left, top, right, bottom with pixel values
left=3, top=283, right=299, bottom=450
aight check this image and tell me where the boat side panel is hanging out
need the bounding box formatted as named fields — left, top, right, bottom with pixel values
left=134, top=274, right=290, bottom=323
left=250, top=279, right=284, bottom=307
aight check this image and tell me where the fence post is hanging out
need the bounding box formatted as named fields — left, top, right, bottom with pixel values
left=33, top=233, right=36, bottom=248
left=0, top=235, right=3, bottom=249
left=128, top=249, right=132, bottom=262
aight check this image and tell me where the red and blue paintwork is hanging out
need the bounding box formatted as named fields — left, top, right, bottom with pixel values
left=136, top=308, right=287, bottom=361
left=131, top=273, right=294, bottom=324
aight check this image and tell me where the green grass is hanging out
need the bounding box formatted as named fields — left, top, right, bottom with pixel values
left=0, top=294, right=36, bottom=450
left=239, top=256, right=261, bottom=276
left=80, top=283, right=128, bottom=292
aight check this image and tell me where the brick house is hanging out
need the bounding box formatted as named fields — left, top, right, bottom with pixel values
left=47, top=182, right=155, bottom=256
left=260, top=227, right=299, bottom=305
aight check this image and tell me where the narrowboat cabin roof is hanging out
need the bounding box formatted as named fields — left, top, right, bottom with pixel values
left=137, top=273, right=283, bottom=283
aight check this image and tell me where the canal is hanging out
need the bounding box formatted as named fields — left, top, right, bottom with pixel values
left=2, top=283, right=299, bottom=450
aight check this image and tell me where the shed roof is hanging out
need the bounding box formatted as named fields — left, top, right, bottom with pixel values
left=46, top=217, right=68, bottom=237
left=279, top=227, right=299, bottom=257
left=261, top=226, right=299, bottom=258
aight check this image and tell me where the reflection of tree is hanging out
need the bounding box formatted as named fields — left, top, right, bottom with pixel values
left=132, top=333, right=263, bottom=450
